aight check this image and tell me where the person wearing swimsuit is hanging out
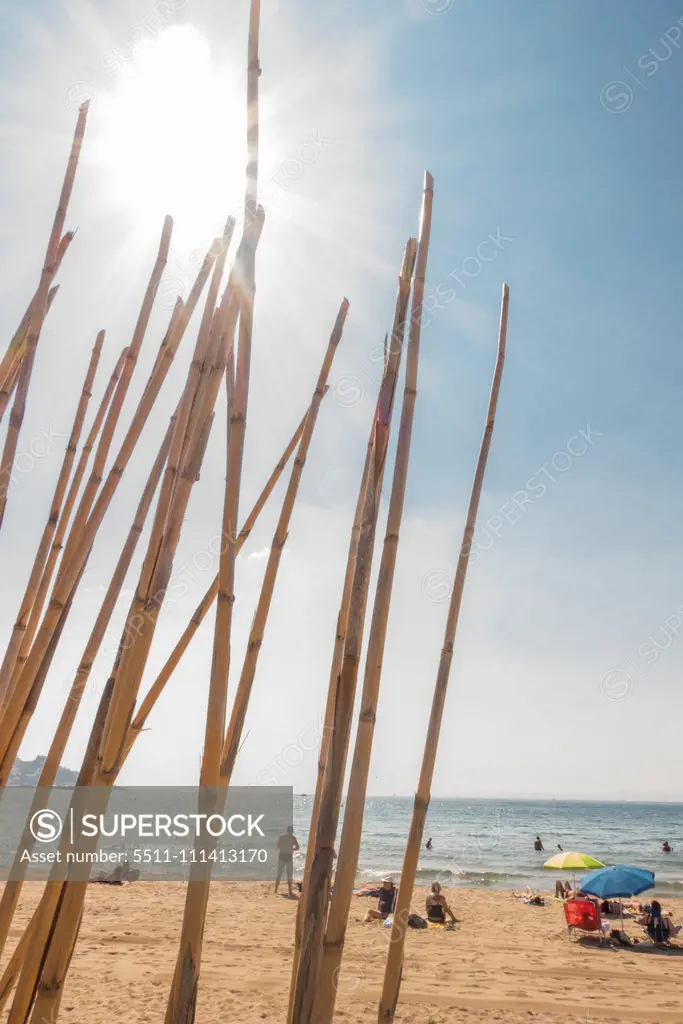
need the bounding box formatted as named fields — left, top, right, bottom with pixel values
left=426, top=881, right=456, bottom=924
left=274, top=826, right=299, bottom=897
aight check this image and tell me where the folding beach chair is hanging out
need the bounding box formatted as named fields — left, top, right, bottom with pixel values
left=564, top=897, right=610, bottom=943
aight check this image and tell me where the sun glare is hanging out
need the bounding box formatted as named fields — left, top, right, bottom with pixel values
left=95, top=26, right=245, bottom=247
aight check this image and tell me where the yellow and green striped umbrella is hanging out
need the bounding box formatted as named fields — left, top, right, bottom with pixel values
left=544, top=851, right=604, bottom=871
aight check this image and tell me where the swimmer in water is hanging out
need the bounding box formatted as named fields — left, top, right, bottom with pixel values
left=426, top=837, right=433, bottom=850
left=662, top=841, right=672, bottom=853
left=534, top=836, right=544, bottom=852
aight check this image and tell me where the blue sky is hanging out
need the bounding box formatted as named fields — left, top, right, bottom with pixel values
left=1, top=0, right=683, bottom=800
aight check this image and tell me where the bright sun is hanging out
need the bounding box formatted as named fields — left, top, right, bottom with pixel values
left=95, top=26, right=245, bottom=247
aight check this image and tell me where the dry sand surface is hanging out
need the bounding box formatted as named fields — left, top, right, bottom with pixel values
left=3, top=883, right=683, bottom=1023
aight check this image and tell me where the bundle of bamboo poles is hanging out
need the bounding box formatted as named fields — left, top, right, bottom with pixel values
left=0, top=0, right=513, bottom=1021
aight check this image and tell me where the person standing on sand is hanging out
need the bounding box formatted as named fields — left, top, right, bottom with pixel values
left=275, top=826, right=299, bottom=897
left=534, top=836, right=544, bottom=852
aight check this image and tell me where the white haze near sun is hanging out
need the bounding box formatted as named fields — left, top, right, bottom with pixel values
left=0, top=0, right=679, bottom=802
left=92, top=26, right=245, bottom=244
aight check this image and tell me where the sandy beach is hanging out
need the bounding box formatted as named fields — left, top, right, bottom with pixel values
left=3, top=882, right=683, bottom=1023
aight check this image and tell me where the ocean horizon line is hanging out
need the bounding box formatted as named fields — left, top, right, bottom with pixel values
left=295, top=793, right=683, bottom=806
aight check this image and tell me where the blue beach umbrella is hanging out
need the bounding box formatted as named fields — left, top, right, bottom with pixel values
left=579, top=865, right=655, bottom=899
left=579, top=865, right=655, bottom=931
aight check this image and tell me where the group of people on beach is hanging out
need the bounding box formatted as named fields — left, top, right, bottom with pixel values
left=273, top=828, right=457, bottom=928
left=274, top=825, right=679, bottom=942
left=362, top=877, right=456, bottom=926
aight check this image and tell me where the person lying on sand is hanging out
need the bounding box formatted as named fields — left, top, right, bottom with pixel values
left=364, top=878, right=396, bottom=922
left=425, top=881, right=456, bottom=924
left=513, top=887, right=545, bottom=906
left=93, top=860, right=140, bottom=885
left=554, top=880, right=573, bottom=900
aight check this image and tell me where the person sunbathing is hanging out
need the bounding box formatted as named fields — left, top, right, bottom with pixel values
left=93, top=860, right=139, bottom=884
left=513, top=887, right=545, bottom=906
left=364, top=878, right=396, bottom=922
left=425, top=881, right=456, bottom=924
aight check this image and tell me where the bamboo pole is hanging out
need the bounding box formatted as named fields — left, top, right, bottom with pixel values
left=96, top=258, right=224, bottom=783
left=287, top=242, right=416, bottom=1024
left=286, top=383, right=378, bottom=1024
left=0, top=106, right=89, bottom=532
left=0, top=285, right=60, bottom=423
left=290, top=233, right=418, bottom=1024
left=314, top=179, right=434, bottom=1022
left=98, top=220, right=260, bottom=779
left=55, top=215, right=173, bottom=581
left=3, top=214, right=169, bottom=709
left=123, top=400, right=310, bottom=760
left=0, top=356, right=23, bottom=424
left=0, top=229, right=72, bottom=400
left=9, top=346, right=128, bottom=693
left=220, top=298, right=349, bottom=782
left=0, top=227, right=72, bottom=394
left=137, top=228, right=231, bottom=602
left=119, top=229, right=264, bottom=759
left=7, top=677, right=115, bottom=1024
left=0, top=330, right=104, bottom=707
left=0, top=420, right=171, bottom=963
left=0, top=916, right=32, bottom=1015
left=26, top=423, right=217, bottom=1024
left=378, top=283, right=510, bottom=1024
left=182, top=212, right=262, bottom=477
left=0, top=244, right=216, bottom=787
left=14, top=299, right=222, bottom=1024
left=0, top=553, right=86, bottom=806
left=165, top=8, right=262, bottom=1019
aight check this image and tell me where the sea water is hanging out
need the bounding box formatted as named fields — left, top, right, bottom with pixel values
left=292, top=796, right=683, bottom=895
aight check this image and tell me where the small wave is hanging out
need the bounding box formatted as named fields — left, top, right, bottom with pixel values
left=414, top=867, right=518, bottom=885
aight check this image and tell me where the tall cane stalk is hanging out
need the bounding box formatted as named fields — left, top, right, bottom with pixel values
left=0, top=420, right=171, bottom=964
left=0, top=242, right=216, bottom=788
left=0, top=330, right=104, bottom=706
left=378, top=283, right=510, bottom=1024
left=123, top=400, right=310, bottom=759
left=220, top=299, right=349, bottom=782
left=314, top=176, right=433, bottom=1023
left=0, top=106, right=89, bottom=532
left=0, top=283, right=61, bottom=423
left=6, top=347, right=127, bottom=704
left=290, top=228, right=419, bottom=1024
left=286, top=238, right=416, bottom=1024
